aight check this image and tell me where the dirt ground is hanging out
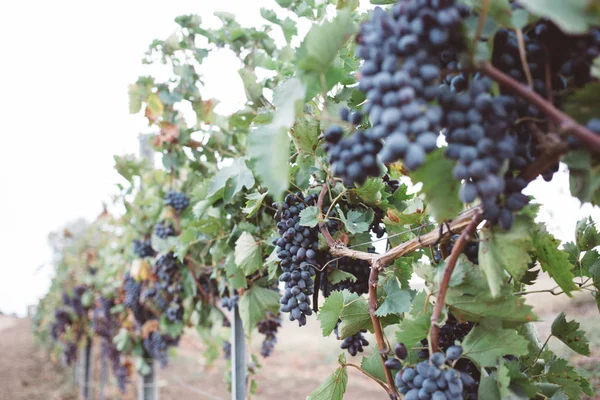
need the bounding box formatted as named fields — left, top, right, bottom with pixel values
left=0, top=278, right=599, bottom=400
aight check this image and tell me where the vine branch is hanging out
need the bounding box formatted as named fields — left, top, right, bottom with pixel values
left=429, top=211, right=482, bottom=353
left=479, top=63, right=600, bottom=153
left=185, top=256, right=209, bottom=301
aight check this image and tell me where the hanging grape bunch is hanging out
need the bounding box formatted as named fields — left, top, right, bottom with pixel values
left=323, top=108, right=383, bottom=186
left=257, top=312, right=281, bottom=357
left=154, top=220, right=176, bottom=239
left=274, top=192, right=321, bottom=326
left=389, top=342, right=477, bottom=400
left=133, top=239, right=155, bottom=258
left=165, top=190, right=190, bottom=212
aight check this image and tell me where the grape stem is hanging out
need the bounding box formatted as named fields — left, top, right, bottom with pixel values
left=317, top=183, right=398, bottom=399
left=184, top=256, right=209, bottom=301
left=429, top=211, right=482, bottom=354
left=342, top=362, right=391, bottom=394
left=479, top=62, right=600, bottom=153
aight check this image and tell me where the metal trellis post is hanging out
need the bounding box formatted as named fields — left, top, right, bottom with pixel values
left=80, top=338, right=92, bottom=400
left=138, top=361, right=158, bottom=400
left=231, top=304, right=246, bottom=400
left=99, top=348, right=107, bottom=400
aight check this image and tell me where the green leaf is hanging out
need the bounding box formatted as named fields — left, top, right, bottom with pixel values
left=338, top=290, right=372, bottom=339
left=374, top=279, right=412, bottom=317
left=208, top=158, right=255, bottom=202
left=128, top=84, right=143, bottom=114
left=318, top=291, right=344, bottom=337
left=327, top=269, right=357, bottom=285
left=592, top=56, right=600, bottom=79
left=550, top=312, right=590, bottom=356
left=297, top=10, right=355, bottom=75
left=461, top=319, right=529, bottom=367
left=360, top=351, right=387, bottom=382
left=225, top=256, right=247, bottom=290
left=352, top=177, right=388, bottom=207
left=249, top=78, right=306, bottom=201
left=300, top=206, right=321, bottom=228
left=410, top=149, right=462, bottom=221
left=563, top=150, right=600, bottom=206
left=478, top=374, right=502, bottom=400
left=242, top=191, right=268, bottom=218
left=113, top=328, right=131, bottom=352
left=479, top=216, right=534, bottom=297
left=545, top=358, right=594, bottom=398
left=575, top=217, right=600, bottom=251
left=234, top=232, right=263, bottom=275
left=395, top=291, right=432, bottom=345
left=338, top=208, right=374, bottom=235
left=238, top=286, right=281, bottom=336
left=519, top=0, right=599, bottom=34
left=532, top=227, right=578, bottom=296
left=238, top=68, right=265, bottom=105
left=291, top=118, right=319, bottom=154
left=564, top=82, right=600, bottom=123
left=306, top=353, right=348, bottom=400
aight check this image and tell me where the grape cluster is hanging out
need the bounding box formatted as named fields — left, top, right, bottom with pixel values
left=220, top=289, right=239, bottom=311
left=154, top=220, right=176, bottom=239
left=133, top=239, right=155, bottom=258
left=143, top=331, right=172, bottom=367
left=394, top=347, right=477, bottom=400
left=352, top=0, right=469, bottom=170
left=419, top=316, right=479, bottom=398
left=102, top=342, right=130, bottom=392
left=323, top=109, right=383, bottom=186
left=93, top=297, right=130, bottom=393
left=370, top=210, right=386, bottom=239
left=62, top=342, right=78, bottom=366
left=257, top=312, right=281, bottom=357
left=274, top=192, right=328, bottom=326
left=330, top=249, right=374, bottom=295
left=339, top=327, right=369, bottom=357
left=433, top=234, right=479, bottom=265
left=491, top=26, right=560, bottom=183
left=439, top=78, right=528, bottom=229
left=222, top=341, right=231, bottom=360
left=65, top=285, right=90, bottom=317
left=50, top=308, right=72, bottom=341
left=165, top=190, right=190, bottom=212
left=123, top=274, right=153, bottom=324
left=153, top=252, right=184, bottom=322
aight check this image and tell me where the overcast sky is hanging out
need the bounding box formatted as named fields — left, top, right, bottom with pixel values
left=0, top=0, right=598, bottom=316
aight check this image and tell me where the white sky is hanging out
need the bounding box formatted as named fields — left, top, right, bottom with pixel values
left=0, top=0, right=599, bottom=316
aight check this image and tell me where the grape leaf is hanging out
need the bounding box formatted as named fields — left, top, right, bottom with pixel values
left=234, top=232, right=263, bottom=275
left=318, top=291, right=344, bottom=336
left=479, top=215, right=534, bottom=297
left=327, top=270, right=357, bottom=285
left=563, top=150, right=600, bottom=206
left=564, top=82, right=600, bottom=124
left=395, top=291, right=432, bottom=345
left=242, top=191, right=268, bottom=218
left=477, top=374, right=502, bottom=400
left=208, top=157, right=255, bottom=201
left=291, top=117, right=319, bottom=154
left=532, top=227, right=578, bottom=296
left=306, top=353, right=348, bottom=400
left=225, top=256, right=247, bottom=290
left=338, top=208, right=374, bottom=234
left=297, top=9, right=355, bottom=76
left=352, top=177, right=389, bottom=207
left=338, top=290, right=372, bottom=339
left=518, top=0, right=598, bottom=34
left=461, top=319, right=529, bottom=367
left=300, top=206, right=321, bottom=227
left=249, top=78, right=306, bottom=201
left=575, top=217, right=600, bottom=251
left=410, top=148, right=462, bottom=221
left=360, top=350, right=387, bottom=382
left=374, top=279, right=412, bottom=317
left=238, top=286, right=281, bottom=336
left=545, top=358, right=594, bottom=398
left=550, top=312, right=590, bottom=356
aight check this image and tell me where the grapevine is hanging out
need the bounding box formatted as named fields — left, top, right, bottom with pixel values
left=33, top=1, right=600, bottom=399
